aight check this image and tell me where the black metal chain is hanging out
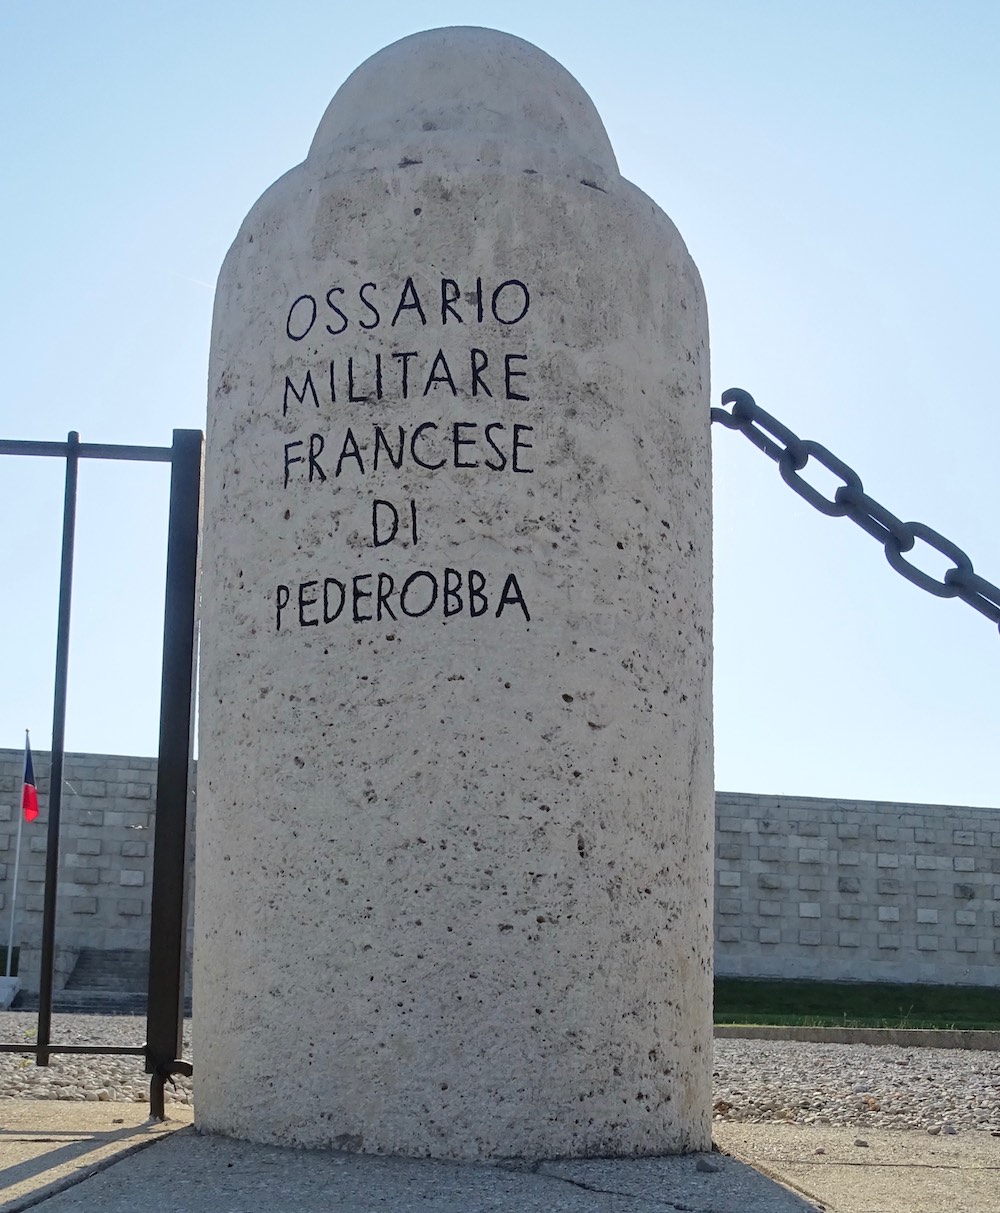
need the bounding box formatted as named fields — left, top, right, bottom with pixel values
left=711, top=388, right=1000, bottom=631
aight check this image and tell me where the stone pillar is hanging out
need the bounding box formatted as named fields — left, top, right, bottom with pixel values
left=195, top=27, right=712, bottom=1160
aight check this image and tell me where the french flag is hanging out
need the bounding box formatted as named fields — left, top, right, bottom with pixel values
left=22, top=734, right=39, bottom=822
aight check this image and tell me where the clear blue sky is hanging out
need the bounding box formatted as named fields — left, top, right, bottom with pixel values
left=2, top=1, right=998, bottom=807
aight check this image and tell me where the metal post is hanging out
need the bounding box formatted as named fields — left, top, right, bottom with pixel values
left=37, top=432, right=79, bottom=1066
left=145, top=429, right=202, bottom=1116
left=3, top=740, right=26, bottom=978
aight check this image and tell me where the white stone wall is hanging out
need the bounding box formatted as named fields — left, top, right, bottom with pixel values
left=0, top=747, right=164, bottom=992
left=714, top=792, right=1000, bottom=987
left=4, top=748, right=997, bottom=991
left=0, top=747, right=158, bottom=958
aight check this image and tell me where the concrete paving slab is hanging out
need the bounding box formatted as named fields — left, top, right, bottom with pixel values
left=715, top=1123, right=1000, bottom=1213
left=13, top=1128, right=822, bottom=1212
left=0, top=1101, right=192, bottom=1213
left=7, top=1109, right=1000, bottom=1213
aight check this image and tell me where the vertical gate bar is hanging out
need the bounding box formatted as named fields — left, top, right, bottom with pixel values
left=36, top=432, right=80, bottom=1067
left=145, top=429, right=203, bottom=1113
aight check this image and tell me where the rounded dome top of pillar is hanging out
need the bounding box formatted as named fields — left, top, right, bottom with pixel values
left=308, top=26, right=619, bottom=181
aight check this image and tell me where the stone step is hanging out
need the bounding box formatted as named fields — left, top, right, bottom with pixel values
left=12, top=989, right=193, bottom=1015
left=63, top=948, right=192, bottom=996
left=64, top=948, right=151, bottom=992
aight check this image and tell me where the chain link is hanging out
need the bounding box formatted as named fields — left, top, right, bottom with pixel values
left=711, top=388, right=1000, bottom=630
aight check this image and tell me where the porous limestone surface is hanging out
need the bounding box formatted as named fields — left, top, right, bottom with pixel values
left=196, top=26, right=712, bottom=1160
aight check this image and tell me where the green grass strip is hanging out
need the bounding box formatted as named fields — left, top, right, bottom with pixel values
left=714, top=977, right=1000, bottom=1030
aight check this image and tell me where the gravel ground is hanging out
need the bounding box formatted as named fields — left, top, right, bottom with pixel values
left=0, top=1013, right=193, bottom=1107
left=1, top=1015, right=999, bottom=1134
left=712, top=1038, right=1000, bottom=1136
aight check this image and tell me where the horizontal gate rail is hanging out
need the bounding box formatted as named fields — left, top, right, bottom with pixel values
left=0, top=1044, right=147, bottom=1056
left=0, top=439, right=173, bottom=461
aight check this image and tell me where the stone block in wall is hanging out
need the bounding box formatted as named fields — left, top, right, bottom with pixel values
left=956, top=938, right=978, bottom=953
left=756, top=819, right=783, bottom=834
left=995, top=885, right=1000, bottom=899
left=124, top=811, right=150, bottom=830
left=876, top=826, right=897, bottom=841
left=716, top=843, right=741, bottom=860
left=0, top=777, right=12, bottom=793
left=838, top=852, right=859, bottom=866
left=79, top=780, right=107, bottom=797
left=15, top=945, right=79, bottom=995
left=838, top=932, right=860, bottom=947
left=838, top=905, right=861, bottom=919
left=799, top=930, right=821, bottom=945
left=838, top=877, right=861, bottom=894
left=29, top=837, right=46, bottom=852
left=117, top=900, right=144, bottom=916
left=993, top=911, right=1000, bottom=928
left=798, top=848, right=822, bottom=863
left=758, top=847, right=783, bottom=862
left=70, top=868, right=100, bottom=885
left=915, top=828, right=937, bottom=843
left=71, top=897, right=98, bottom=914
left=121, top=841, right=148, bottom=858
left=878, top=906, right=900, bottom=922
left=120, top=870, right=145, bottom=887
left=797, top=821, right=820, bottom=837
left=837, top=823, right=860, bottom=839
left=916, top=881, right=937, bottom=896
left=717, top=926, right=740, bottom=943
left=877, top=853, right=899, bottom=868
left=798, top=903, right=821, bottom=918
left=759, top=928, right=780, bottom=944
left=953, top=857, right=975, bottom=872
left=917, top=908, right=939, bottom=924
left=915, top=856, right=939, bottom=869
left=954, top=884, right=976, bottom=900
left=78, top=810, right=103, bottom=826
left=917, top=935, right=939, bottom=950
left=718, top=818, right=745, bottom=833
left=991, top=859, right=1000, bottom=874
left=955, top=910, right=976, bottom=925
left=717, top=898, right=742, bottom=915
left=877, top=878, right=901, bottom=895
left=66, top=851, right=109, bottom=869
left=76, top=839, right=102, bottom=856
left=0, top=806, right=11, bottom=823
left=718, top=872, right=740, bottom=887
left=758, top=901, right=781, bottom=916
left=757, top=875, right=783, bottom=890
left=953, top=830, right=975, bottom=846
left=27, top=866, right=45, bottom=882
left=25, top=895, right=44, bottom=912
left=125, top=783, right=152, bottom=799
left=992, top=833, right=1000, bottom=848
left=878, top=934, right=900, bottom=949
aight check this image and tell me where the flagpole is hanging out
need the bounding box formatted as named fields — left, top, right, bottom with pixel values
left=4, top=731, right=28, bottom=980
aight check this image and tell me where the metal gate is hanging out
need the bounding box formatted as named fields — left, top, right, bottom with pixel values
left=0, top=429, right=202, bottom=1118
